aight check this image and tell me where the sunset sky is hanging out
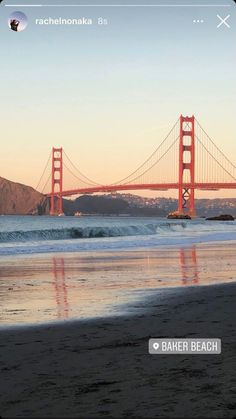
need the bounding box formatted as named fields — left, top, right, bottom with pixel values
left=0, top=0, right=236, bottom=199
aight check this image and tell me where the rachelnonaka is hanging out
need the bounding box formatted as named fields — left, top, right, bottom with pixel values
left=35, top=17, right=93, bottom=25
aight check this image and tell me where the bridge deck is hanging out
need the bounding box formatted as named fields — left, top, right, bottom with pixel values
left=46, top=183, right=236, bottom=197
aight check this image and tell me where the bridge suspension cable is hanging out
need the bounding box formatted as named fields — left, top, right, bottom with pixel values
left=195, top=134, right=236, bottom=182
left=195, top=119, right=236, bottom=183
left=63, top=150, right=101, bottom=186
left=41, top=173, right=51, bottom=194
left=111, top=118, right=180, bottom=185
left=63, top=160, right=99, bottom=188
left=196, top=118, right=236, bottom=171
left=35, top=151, right=52, bottom=192
left=125, top=136, right=179, bottom=185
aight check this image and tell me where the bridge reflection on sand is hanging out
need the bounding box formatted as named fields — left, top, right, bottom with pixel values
left=1, top=244, right=234, bottom=325
left=179, top=247, right=199, bottom=285
left=51, top=246, right=199, bottom=320
left=52, top=257, right=69, bottom=320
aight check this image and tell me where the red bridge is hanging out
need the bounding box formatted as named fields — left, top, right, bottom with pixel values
left=36, top=115, right=236, bottom=216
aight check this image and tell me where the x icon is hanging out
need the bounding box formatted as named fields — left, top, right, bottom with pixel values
left=217, top=14, right=230, bottom=28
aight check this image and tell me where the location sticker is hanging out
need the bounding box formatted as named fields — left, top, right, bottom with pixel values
left=153, top=342, right=159, bottom=350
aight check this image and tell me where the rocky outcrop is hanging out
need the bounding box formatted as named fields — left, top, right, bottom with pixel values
left=206, top=214, right=234, bottom=221
left=0, top=177, right=49, bottom=215
left=167, top=212, right=191, bottom=220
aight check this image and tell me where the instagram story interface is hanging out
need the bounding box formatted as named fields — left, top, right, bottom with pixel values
left=0, top=1, right=236, bottom=418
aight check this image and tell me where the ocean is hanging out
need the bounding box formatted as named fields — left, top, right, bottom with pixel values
left=0, top=215, right=236, bottom=256
left=1, top=215, right=236, bottom=325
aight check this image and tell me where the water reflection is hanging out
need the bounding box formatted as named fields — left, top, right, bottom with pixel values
left=52, top=258, right=69, bottom=319
left=2, top=244, right=234, bottom=325
left=179, top=246, right=199, bottom=285
left=50, top=247, right=200, bottom=322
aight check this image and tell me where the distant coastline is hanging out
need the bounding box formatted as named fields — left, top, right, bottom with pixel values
left=1, top=176, right=236, bottom=217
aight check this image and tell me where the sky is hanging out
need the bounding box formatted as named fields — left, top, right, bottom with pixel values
left=0, top=0, right=236, bottom=199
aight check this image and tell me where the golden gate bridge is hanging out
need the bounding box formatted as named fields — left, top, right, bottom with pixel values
left=36, top=115, right=236, bottom=216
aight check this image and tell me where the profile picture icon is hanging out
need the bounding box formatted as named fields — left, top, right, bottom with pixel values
left=8, top=11, right=28, bottom=32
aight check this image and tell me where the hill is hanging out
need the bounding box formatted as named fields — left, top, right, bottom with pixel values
left=0, top=177, right=49, bottom=215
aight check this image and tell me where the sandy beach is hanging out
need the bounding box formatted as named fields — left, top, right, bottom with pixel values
left=1, top=243, right=236, bottom=417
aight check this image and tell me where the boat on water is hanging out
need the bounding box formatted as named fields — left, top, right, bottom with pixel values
left=74, top=211, right=82, bottom=217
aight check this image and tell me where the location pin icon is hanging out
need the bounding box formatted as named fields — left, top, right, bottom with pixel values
left=153, top=342, right=159, bottom=350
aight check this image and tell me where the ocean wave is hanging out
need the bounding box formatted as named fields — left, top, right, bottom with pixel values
left=1, top=231, right=236, bottom=256
left=0, top=220, right=235, bottom=244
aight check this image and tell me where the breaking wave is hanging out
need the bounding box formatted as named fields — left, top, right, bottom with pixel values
left=0, top=220, right=235, bottom=244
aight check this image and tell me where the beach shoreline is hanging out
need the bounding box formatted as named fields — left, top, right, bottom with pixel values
left=1, top=280, right=236, bottom=418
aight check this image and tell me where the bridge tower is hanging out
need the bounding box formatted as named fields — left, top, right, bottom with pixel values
left=178, top=115, right=195, bottom=216
left=50, top=147, right=63, bottom=216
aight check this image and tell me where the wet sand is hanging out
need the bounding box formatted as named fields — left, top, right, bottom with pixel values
left=1, top=241, right=236, bottom=325
left=0, top=243, right=236, bottom=417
